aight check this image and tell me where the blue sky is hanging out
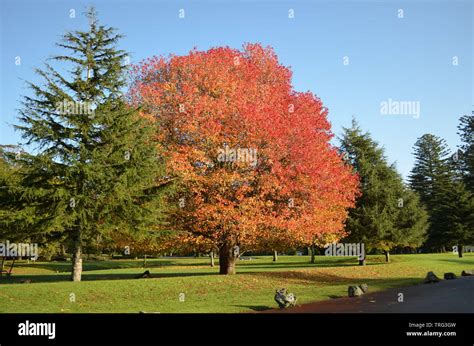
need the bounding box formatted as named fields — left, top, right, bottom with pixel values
left=0, top=0, right=472, bottom=178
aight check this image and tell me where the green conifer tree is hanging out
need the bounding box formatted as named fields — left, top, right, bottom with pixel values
left=409, top=134, right=453, bottom=251
left=340, top=119, right=428, bottom=264
left=437, top=181, right=474, bottom=257
left=457, top=112, right=474, bottom=193
left=13, top=8, right=168, bottom=281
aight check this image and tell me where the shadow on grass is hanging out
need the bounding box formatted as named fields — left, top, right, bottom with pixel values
left=232, top=305, right=272, bottom=311
left=0, top=270, right=221, bottom=284
left=13, top=259, right=209, bottom=273
left=438, top=258, right=474, bottom=266
left=238, top=257, right=391, bottom=269
left=4, top=269, right=422, bottom=289
left=253, top=270, right=422, bottom=289
left=0, top=274, right=71, bottom=284
left=2, top=260, right=399, bottom=285
left=236, top=262, right=387, bottom=271
left=8, top=257, right=388, bottom=280
left=239, top=257, right=354, bottom=267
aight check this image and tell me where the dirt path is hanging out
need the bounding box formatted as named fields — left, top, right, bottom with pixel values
left=267, top=276, right=474, bottom=313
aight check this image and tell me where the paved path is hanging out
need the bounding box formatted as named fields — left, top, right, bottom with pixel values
left=269, top=276, right=474, bottom=313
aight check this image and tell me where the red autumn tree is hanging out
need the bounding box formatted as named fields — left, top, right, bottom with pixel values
left=131, top=44, right=359, bottom=274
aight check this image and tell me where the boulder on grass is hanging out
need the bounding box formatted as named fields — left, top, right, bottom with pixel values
left=137, top=270, right=151, bottom=279
left=348, top=285, right=364, bottom=297
left=444, top=272, right=457, bottom=280
left=423, top=271, right=440, bottom=283
left=359, top=283, right=369, bottom=294
left=461, top=270, right=474, bottom=276
left=274, top=288, right=297, bottom=308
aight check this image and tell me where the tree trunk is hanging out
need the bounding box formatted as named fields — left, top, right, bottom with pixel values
left=71, top=230, right=83, bottom=282
left=210, top=251, right=215, bottom=267
left=458, top=245, right=463, bottom=258
left=273, top=250, right=278, bottom=262
left=219, top=240, right=237, bottom=275
left=143, top=255, right=147, bottom=268
left=310, top=245, right=316, bottom=264
left=358, top=245, right=366, bottom=265
left=0, top=257, right=4, bottom=276
left=384, top=250, right=390, bottom=263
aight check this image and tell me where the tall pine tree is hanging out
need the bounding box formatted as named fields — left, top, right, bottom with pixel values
left=409, top=134, right=453, bottom=251
left=437, top=180, right=473, bottom=257
left=12, top=8, right=167, bottom=281
left=440, top=112, right=474, bottom=257
left=340, top=119, right=427, bottom=264
left=457, top=112, right=474, bottom=193
left=0, top=146, right=27, bottom=243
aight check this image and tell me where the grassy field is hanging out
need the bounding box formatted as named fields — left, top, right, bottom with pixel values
left=0, top=253, right=473, bottom=313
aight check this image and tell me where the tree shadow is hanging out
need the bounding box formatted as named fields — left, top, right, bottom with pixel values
left=0, top=270, right=219, bottom=284
left=13, top=259, right=209, bottom=273
left=237, top=258, right=389, bottom=270
left=238, top=258, right=353, bottom=267
left=232, top=305, right=272, bottom=312
left=438, top=258, right=474, bottom=266
left=0, top=273, right=70, bottom=284
left=253, top=270, right=421, bottom=288
left=1, top=258, right=397, bottom=285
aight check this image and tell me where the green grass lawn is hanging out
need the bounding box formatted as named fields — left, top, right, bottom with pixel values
left=0, top=253, right=473, bottom=313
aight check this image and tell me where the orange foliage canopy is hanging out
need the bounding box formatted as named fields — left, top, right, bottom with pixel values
left=130, top=43, right=359, bottom=253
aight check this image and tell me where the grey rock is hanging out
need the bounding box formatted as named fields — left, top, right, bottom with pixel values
left=444, top=272, right=457, bottom=280
left=274, top=288, right=297, bottom=308
left=348, top=285, right=364, bottom=297
left=424, top=271, right=440, bottom=283
left=359, top=283, right=369, bottom=293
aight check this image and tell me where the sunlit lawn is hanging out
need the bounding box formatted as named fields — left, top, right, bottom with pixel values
left=0, top=253, right=472, bottom=313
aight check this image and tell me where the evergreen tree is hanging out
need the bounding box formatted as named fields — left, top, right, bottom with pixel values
left=12, top=8, right=167, bottom=281
left=395, top=188, right=428, bottom=251
left=437, top=180, right=474, bottom=257
left=409, top=134, right=453, bottom=251
left=340, top=120, right=428, bottom=264
left=0, top=146, right=19, bottom=241
left=0, top=145, right=37, bottom=243
left=441, top=112, right=474, bottom=257
left=457, top=112, right=474, bottom=192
